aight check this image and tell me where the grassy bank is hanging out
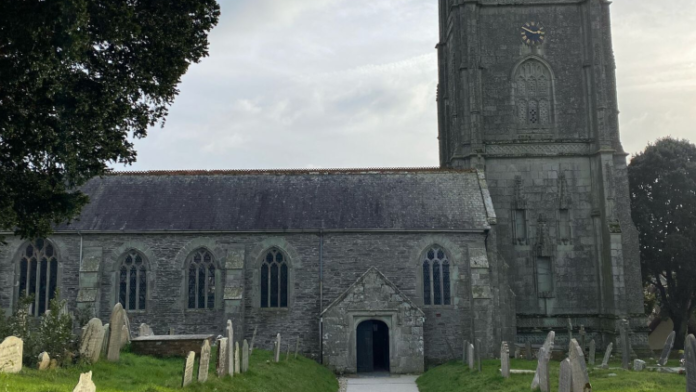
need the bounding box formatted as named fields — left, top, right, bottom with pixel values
left=0, top=349, right=338, bottom=392
left=417, top=359, right=686, bottom=392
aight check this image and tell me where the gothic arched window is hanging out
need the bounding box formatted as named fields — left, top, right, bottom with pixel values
left=18, top=239, right=58, bottom=316
left=187, top=249, right=216, bottom=310
left=261, top=248, right=288, bottom=308
left=514, top=59, right=554, bottom=129
left=118, top=251, right=147, bottom=311
left=422, top=246, right=451, bottom=306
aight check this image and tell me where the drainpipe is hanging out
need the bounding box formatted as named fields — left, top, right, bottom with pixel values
left=78, top=231, right=83, bottom=267
left=319, top=229, right=324, bottom=364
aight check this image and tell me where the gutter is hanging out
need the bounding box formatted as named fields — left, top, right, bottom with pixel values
left=32, top=228, right=488, bottom=235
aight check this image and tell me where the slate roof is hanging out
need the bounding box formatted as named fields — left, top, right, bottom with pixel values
left=57, top=168, right=493, bottom=232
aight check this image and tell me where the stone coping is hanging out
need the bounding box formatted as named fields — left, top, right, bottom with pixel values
left=131, top=334, right=214, bottom=342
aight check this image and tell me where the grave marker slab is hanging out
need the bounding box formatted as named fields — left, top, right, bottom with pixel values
left=658, top=331, right=676, bottom=366
left=235, top=341, right=241, bottom=374
left=601, top=343, right=613, bottom=369
left=72, top=371, right=96, bottom=392
left=686, top=334, right=695, bottom=392
left=80, top=318, right=105, bottom=363
left=588, top=340, right=596, bottom=366
left=182, top=351, right=195, bottom=387
left=274, top=334, right=281, bottom=363
left=38, top=352, right=50, bottom=371
left=119, top=325, right=130, bottom=350
left=569, top=339, right=592, bottom=392
left=101, top=324, right=110, bottom=357
left=242, top=340, right=249, bottom=373
left=500, top=341, right=510, bottom=378
left=463, top=339, right=469, bottom=364
left=526, top=341, right=532, bottom=360
left=579, top=325, right=586, bottom=353
left=559, top=358, right=573, bottom=392
left=476, top=339, right=482, bottom=372
left=532, top=331, right=555, bottom=391
left=468, top=344, right=475, bottom=371
left=633, top=359, right=646, bottom=372
left=198, top=340, right=211, bottom=383
left=226, top=320, right=234, bottom=377
left=619, top=319, right=631, bottom=370
left=139, top=323, right=153, bottom=338
left=106, top=303, right=126, bottom=362
left=0, top=336, right=23, bottom=373
left=217, top=338, right=228, bottom=377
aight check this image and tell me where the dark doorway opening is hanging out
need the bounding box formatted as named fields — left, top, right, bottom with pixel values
left=356, top=320, right=390, bottom=373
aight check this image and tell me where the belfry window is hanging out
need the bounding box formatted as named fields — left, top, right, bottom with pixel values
left=187, top=249, right=216, bottom=309
left=118, top=251, right=147, bottom=311
left=514, top=59, right=554, bottom=129
left=18, top=239, right=58, bottom=316
left=261, top=248, right=288, bottom=308
left=422, top=247, right=451, bottom=306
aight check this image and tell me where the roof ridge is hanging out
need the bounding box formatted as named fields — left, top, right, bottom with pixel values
left=105, top=167, right=477, bottom=176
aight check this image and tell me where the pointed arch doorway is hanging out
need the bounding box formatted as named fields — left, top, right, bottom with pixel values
left=356, top=320, right=390, bottom=373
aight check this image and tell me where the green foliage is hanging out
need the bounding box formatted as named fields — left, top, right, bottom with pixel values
left=0, top=349, right=338, bottom=392
left=417, top=359, right=686, bottom=392
left=628, top=137, right=696, bottom=348
left=0, top=0, right=220, bottom=239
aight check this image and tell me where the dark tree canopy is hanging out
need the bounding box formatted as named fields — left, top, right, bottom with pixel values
left=0, top=0, right=220, bottom=239
left=629, top=137, right=696, bottom=348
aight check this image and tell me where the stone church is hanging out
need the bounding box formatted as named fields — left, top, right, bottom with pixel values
left=0, top=0, right=646, bottom=374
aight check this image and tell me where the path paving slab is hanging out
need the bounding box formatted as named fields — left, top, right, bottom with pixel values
left=346, top=375, right=419, bottom=392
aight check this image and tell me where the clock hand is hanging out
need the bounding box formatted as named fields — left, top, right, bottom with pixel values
left=521, top=27, right=537, bottom=34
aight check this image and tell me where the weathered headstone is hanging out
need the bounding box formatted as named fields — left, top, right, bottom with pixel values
left=198, top=340, right=211, bottom=383
left=119, top=324, right=130, bottom=350
left=72, top=371, right=96, bottom=392
left=0, top=336, right=23, bottom=373
left=106, top=303, right=126, bottom=362
left=500, top=341, right=510, bottom=378
left=274, top=333, right=281, bottom=363
left=685, top=334, right=695, bottom=392
left=294, top=338, right=300, bottom=359
left=217, top=337, right=228, bottom=377
left=633, top=359, right=646, bottom=372
left=139, top=323, right=153, bottom=338
left=38, top=352, right=50, bottom=370
left=600, top=342, right=613, bottom=369
left=619, top=319, right=631, bottom=370
left=588, top=340, right=596, bottom=366
left=569, top=339, right=592, bottom=392
left=476, top=339, right=482, bottom=372
left=658, top=331, right=676, bottom=366
left=249, top=325, right=258, bottom=354
left=101, top=324, right=110, bottom=357
left=526, top=341, right=533, bottom=360
left=559, top=358, right=573, bottom=392
left=182, top=351, right=195, bottom=387
left=226, top=320, right=234, bottom=377
left=532, top=331, right=556, bottom=391
left=80, top=318, right=105, bottom=363
left=579, top=325, right=586, bottom=354
left=242, top=340, right=249, bottom=373
left=463, top=339, right=469, bottom=364
left=468, top=343, right=475, bottom=371
left=235, top=341, right=241, bottom=374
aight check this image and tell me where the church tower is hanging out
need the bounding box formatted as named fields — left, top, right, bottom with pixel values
left=437, top=0, right=647, bottom=347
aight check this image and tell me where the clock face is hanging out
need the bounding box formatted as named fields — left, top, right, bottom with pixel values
left=521, top=22, right=546, bottom=46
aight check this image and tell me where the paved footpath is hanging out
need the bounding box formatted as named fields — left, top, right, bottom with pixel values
left=345, top=375, right=419, bottom=392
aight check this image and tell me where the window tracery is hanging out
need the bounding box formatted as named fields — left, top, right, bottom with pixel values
left=261, top=248, right=288, bottom=308
left=18, top=239, right=58, bottom=316
left=514, top=59, right=554, bottom=129
left=422, top=246, right=451, bottom=306
left=119, top=251, right=147, bottom=311
left=187, top=249, right=216, bottom=309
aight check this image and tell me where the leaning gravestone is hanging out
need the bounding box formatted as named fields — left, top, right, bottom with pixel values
left=0, top=336, right=23, bottom=373
left=242, top=340, right=249, bottom=373
left=72, top=371, right=96, bottom=392
left=588, top=340, right=596, bottom=366
left=80, top=318, right=105, bottom=363
left=217, top=337, right=228, bottom=377
left=182, top=351, right=195, bottom=387
left=274, top=334, right=281, bottom=363
left=532, top=331, right=556, bottom=391
left=601, top=342, right=613, bottom=369
left=235, top=341, right=241, bottom=374
left=633, top=359, right=646, bottom=372
left=569, top=339, right=592, bottom=392
left=107, top=303, right=126, bottom=362
left=686, top=334, right=695, bottom=392
left=559, top=358, right=573, bottom=392
left=139, top=323, right=153, bottom=338
left=468, top=343, right=475, bottom=371
left=226, top=320, right=234, bottom=377
left=658, top=331, right=676, bottom=366
left=198, top=340, right=211, bottom=383
left=500, top=341, right=510, bottom=378
left=38, top=352, right=50, bottom=371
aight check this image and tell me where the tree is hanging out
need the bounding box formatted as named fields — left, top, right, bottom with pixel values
left=629, top=137, right=696, bottom=349
left=0, top=0, right=220, bottom=239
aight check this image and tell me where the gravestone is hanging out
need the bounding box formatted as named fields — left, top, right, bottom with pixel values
left=526, top=341, right=533, bottom=360
left=226, top=320, right=234, bottom=377
left=619, top=319, right=631, bottom=370
left=588, top=340, right=596, bottom=366
left=633, top=359, right=646, bottom=372
left=567, top=318, right=574, bottom=341
left=250, top=325, right=257, bottom=354
left=559, top=358, right=573, bottom=392
left=463, top=339, right=469, bottom=364
left=569, top=339, right=592, bottom=392
left=658, top=331, right=676, bottom=366
left=579, top=325, right=586, bottom=354
left=601, top=343, right=613, bottom=369
left=476, top=339, right=482, bottom=372
left=685, top=334, right=695, bottom=392
left=532, top=331, right=556, bottom=391
left=169, top=327, right=174, bottom=335
left=0, top=336, right=23, bottom=373
left=216, top=337, right=228, bottom=377
left=294, top=338, right=300, bottom=359
left=38, top=352, right=50, bottom=370
left=468, top=343, right=475, bottom=371
left=182, top=351, right=195, bottom=387
left=101, top=324, right=110, bottom=357
left=198, top=340, right=211, bottom=383
left=242, top=340, right=249, bottom=373
left=80, top=318, right=105, bottom=363
left=119, top=325, right=130, bottom=349
left=139, top=323, right=153, bottom=338
left=72, top=371, right=96, bottom=392
left=274, top=334, right=281, bottom=363
left=235, top=341, right=241, bottom=374
left=500, top=341, right=510, bottom=378
left=106, top=303, right=126, bottom=362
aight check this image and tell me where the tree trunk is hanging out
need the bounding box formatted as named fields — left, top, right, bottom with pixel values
left=672, top=313, right=689, bottom=350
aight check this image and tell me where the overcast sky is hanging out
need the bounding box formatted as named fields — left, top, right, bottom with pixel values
left=119, top=0, right=696, bottom=171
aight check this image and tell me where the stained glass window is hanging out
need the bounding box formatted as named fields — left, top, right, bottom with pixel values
left=422, top=246, right=451, bottom=306
left=261, top=248, right=288, bottom=308
left=118, top=251, right=147, bottom=311
left=17, top=240, right=59, bottom=316
left=187, top=249, right=216, bottom=310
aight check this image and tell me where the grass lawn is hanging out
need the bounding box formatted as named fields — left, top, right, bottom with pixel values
left=0, top=349, right=338, bottom=392
left=417, top=358, right=687, bottom=392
